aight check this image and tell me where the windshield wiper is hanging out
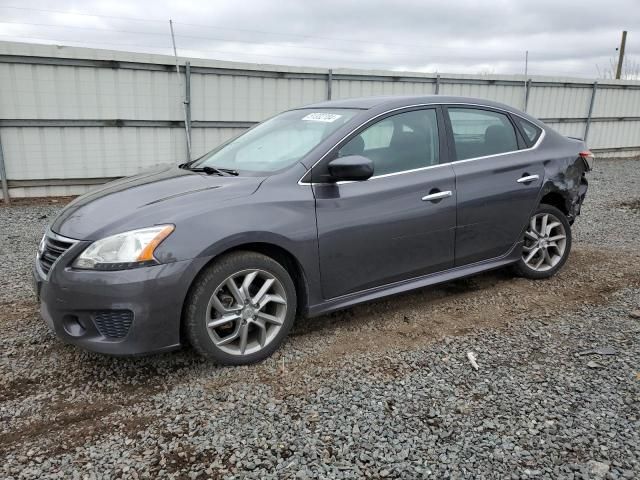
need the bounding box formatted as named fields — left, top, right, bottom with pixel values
left=212, top=167, right=239, bottom=176
left=184, top=166, right=224, bottom=176
left=180, top=164, right=239, bottom=176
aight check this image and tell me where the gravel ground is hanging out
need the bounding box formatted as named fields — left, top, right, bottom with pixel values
left=573, top=158, right=640, bottom=250
left=1, top=159, right=639, bottom=479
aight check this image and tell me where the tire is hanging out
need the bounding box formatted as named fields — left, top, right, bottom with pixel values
left=513, top=203, right=572, bottom=280
left=184, top=251, right=297, bottom=365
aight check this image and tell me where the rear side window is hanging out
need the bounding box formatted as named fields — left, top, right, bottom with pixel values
left=448, top=108, right=518, bottom=160
left=514, top=117, right=542, bottom=146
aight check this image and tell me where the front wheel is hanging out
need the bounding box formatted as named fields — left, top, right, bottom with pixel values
left=514, top=204, right=572, bottom=279
left=184, top=251, right=297, bottom=365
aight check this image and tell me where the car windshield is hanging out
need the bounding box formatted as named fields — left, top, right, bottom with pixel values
left=191, top=109, right=358, bottom=173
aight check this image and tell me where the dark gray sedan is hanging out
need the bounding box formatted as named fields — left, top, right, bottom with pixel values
left=34, top=95, right=592, bottom=364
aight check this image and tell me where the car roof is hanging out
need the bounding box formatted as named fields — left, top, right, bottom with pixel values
left=299, top=95, right=520, bottom=113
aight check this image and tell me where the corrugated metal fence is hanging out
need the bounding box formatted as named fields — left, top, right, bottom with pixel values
left=1, top=41, right=639, bottom=199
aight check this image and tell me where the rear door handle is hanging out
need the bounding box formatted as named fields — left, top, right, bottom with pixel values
left=422, top=190, right=452, bottom=202
left=517, top=174, right=540, bottom=184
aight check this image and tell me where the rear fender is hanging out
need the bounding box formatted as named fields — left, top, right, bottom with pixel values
left=538, top=154, right=588, bottom=223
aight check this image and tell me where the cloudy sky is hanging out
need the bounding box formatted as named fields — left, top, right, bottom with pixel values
left=0, top=0, right=638, bottom=79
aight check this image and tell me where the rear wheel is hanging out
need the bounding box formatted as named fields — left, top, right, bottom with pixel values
left=185, top=251, right=297, bottom=364
left=514, top=204, right=572, bottom=279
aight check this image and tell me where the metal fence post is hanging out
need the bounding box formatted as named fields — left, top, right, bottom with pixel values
left=524, top=79, right=531, bottom=112
left=435, top=74, right=440, bottom=94
left=327, top=69, right=333, bottom=100
left=0, top=132, right=9, bottom=204
left=584, top=81, right=598, bottom=142
left=170, top=21, right=192, bottom=163
left=185, top=61, right=192, bottom=156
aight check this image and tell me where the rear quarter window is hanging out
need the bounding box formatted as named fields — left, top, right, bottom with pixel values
left=515, top=117, right=542, bottom=146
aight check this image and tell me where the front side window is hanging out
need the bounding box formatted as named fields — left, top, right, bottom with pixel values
left=448, top=108, right=518, bottom=160
left=338, top=109, right=439, bottom=176
left=194, top=109, right=358, bottom=173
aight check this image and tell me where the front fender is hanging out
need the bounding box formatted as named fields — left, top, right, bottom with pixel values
left=197, top=231, right=303, bottom=260
left=153, top=176, right=323, bottom=312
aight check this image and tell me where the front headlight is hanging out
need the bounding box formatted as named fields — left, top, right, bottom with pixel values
left=73, top=225, right=175, bottom=270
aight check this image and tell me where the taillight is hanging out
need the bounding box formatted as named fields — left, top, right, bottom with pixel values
left=579, top=150, right=595, bottom=171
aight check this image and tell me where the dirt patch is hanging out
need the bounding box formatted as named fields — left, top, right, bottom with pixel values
left=0, top=196, right=77, bottom=207
left=0, top=300, right=39, bottom=323
left=0, top=402, right=114, bottom=449
left=0, top=387, right=164, bottom=456
left=0, top=354, right=200, bottom=455
left=0, top=378, right=40, bottom=403
left=40, top=409, right=158, bottom=458
left=619, top=198, right=640, bottom=213
left=0, top=299, right=196, bottom=455
left=160, top=445, right=226, bottom=476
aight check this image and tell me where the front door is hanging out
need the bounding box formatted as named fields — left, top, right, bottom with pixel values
left=313, top=108, right=457, bottom=299
left=444, top=106, right=545, bottom=266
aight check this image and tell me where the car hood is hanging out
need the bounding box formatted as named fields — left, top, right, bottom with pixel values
left=51, top=166, right=264, bottom=240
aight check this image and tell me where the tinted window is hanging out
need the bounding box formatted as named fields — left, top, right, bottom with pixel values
left=339, top=109, right=439, bottom=176
left=360, top=117, right=394, bottom=150
left=448, top=108, right=518, bottom=160
left=515, top=117, right=542, bottom=146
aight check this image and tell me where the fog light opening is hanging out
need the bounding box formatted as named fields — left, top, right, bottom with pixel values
left=62, top=315, right=86, bottom=337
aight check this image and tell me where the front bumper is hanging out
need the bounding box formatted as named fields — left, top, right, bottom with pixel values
left=33, top=246, right=209, bottom=356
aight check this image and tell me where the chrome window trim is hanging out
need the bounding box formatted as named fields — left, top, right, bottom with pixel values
left=297, top=102, right=546, bottom=186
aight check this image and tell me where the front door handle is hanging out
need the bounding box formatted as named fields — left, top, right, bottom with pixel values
left=422, top=190, right=452, bottom=202
left=517, top=174, right=540, bottom=184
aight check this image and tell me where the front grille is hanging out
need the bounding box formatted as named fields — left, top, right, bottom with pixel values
left=94, top=310, right=134, bottom=339
left=39, top=234, right=75, bottom=275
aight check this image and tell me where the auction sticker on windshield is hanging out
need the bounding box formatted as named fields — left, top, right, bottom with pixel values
left=302, top=113, right=342, bottom=122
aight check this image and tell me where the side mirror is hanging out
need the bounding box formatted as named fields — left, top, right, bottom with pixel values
left=327, top=155, right=374, bottom=182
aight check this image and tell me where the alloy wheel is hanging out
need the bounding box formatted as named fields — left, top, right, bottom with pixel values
left=205, top=269, right=288, bottom=356
left=522, top=212, right=567, bottom=272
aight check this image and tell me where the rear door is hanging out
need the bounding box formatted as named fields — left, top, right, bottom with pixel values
left=312, top=107, right=457, bottom=299
left=444, top=106, right=544, bottom=266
